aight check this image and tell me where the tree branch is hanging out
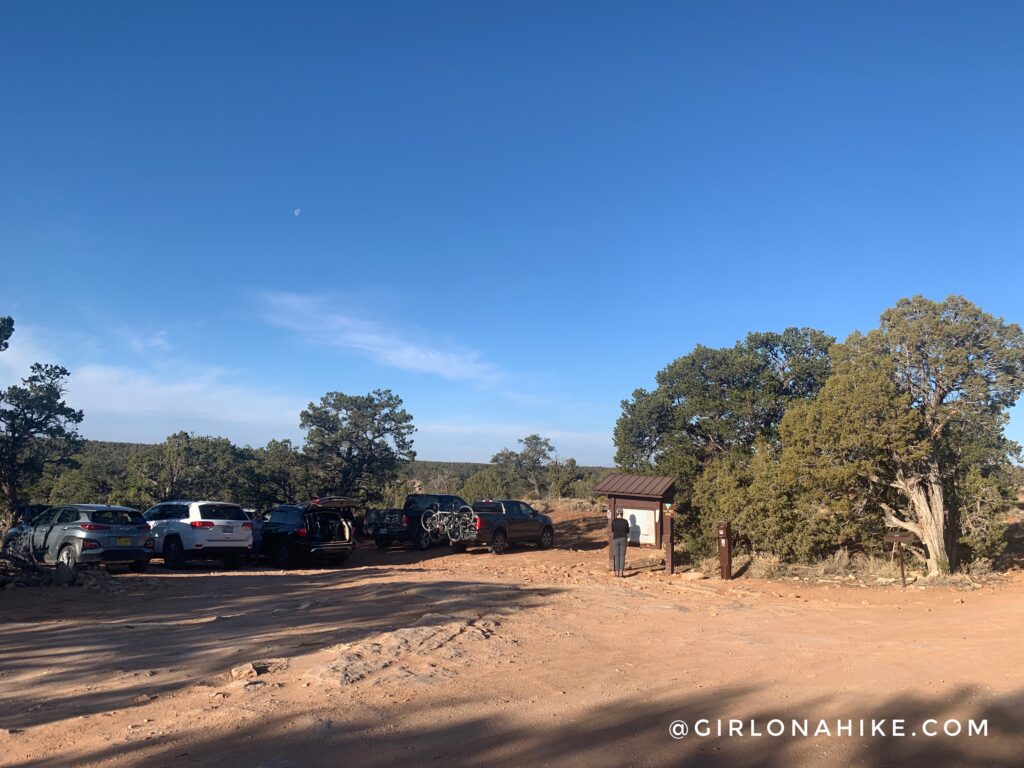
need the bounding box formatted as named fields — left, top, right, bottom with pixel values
left=880, top=503, right=923, bottom=538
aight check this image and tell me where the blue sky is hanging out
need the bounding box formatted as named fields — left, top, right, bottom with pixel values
left=2, top=1, right=1023, bottom=464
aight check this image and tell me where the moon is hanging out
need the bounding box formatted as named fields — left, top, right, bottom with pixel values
left=293, top=208, right=302, bottom=217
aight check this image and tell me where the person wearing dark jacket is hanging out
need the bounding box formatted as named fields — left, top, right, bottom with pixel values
left=611, top=509, right=629, bottom=577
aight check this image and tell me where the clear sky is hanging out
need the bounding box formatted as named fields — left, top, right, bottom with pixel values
left=2, top=2, right=1023, bottom=465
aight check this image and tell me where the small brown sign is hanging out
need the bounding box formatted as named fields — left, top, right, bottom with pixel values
left=883, top=532, right=915, bottom=544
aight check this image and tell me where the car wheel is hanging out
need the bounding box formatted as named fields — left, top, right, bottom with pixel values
left=55, top=545, right=79, bottom=586
left=490, top=530, right=508, bottom=556
left=163, top=537, right=185, bottom=570
left=275, top=542, right=294, bottom=570
left=450, top=540, right=467, bottom=553
left=374, top=536, right=392, bottom=549
left=413, top=529, right=432, bottom=551
left=539, top=527, right=554, bottom=549
left=130, top=561, right=149, bottom=573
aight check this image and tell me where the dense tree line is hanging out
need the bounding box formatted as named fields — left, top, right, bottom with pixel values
left=20, top=430, right=603, bottom=517
left=1, top=315, right=419, bottom=525
left=22, top=387, right=416, bottom=516
left=2, top=310, right=600, bottom=520
left=614, top=296, right=1024, bottom=574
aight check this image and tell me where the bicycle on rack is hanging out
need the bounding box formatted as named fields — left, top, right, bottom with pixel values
left=421, top=504, right=476, bottom=543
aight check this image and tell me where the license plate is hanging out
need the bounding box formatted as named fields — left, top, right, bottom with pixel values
left=222, top=526, right=233, bottom=533
left=116, top=537, right=131, bottom=546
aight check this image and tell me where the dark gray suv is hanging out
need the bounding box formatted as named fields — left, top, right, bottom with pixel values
left=4, top=504, right=154, bottom=583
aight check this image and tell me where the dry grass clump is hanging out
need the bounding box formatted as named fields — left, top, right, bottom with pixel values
left=851, top=553, right=901, bottom=580
left=968, top=558, right=993, bottom=577
left=815, top=549, right=851, bottom=576
left=812, top=550, right=906, bottom=580
left=748, top=553, right=782, bottom=579
left=698, top=556, right=721, bottom=575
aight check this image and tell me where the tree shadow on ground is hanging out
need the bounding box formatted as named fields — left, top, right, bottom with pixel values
left=551, top=514, right=608, bottom=551
left=0, top=562, right=559, bottom=730
left=13, top=683, right=1024, bottom=768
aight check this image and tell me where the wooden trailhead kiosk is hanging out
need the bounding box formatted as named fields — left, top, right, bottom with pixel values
left=593, top=474, right=677, bottom=575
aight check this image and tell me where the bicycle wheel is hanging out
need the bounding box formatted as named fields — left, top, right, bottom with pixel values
left=421, top=510, right=437, bottom=532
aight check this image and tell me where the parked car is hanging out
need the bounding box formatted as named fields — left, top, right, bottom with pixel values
left=259, top=497, right=356, bottom=568
left=142, top=500, right=253, bottom=569
left=363, top=494, right=469, bottom=551
left=1, top=504, right=154, bottom=582
left=457, top=499, right=554, bottom=554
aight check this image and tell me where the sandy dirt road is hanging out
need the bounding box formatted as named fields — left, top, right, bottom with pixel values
left=1, top=519, right=1023, bottom=767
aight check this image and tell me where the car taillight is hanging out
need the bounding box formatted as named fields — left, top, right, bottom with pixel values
left=190, top=521, right=215, bottom=528
left=144, top=538, right=154, bottom=548
left=80, top=523, right=110, bottom=531
left=242, top=522, right=252, bottom=530
left=82, top=539, right=100, bottom=550
left=475, top=517, right=483, bottom=530
left=294, top=527, right=308, bottom=537
left=401, top=514, right=409, bottom=527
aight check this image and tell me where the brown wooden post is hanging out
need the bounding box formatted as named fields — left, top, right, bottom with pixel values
left=898, top=543, right=906, bottom=588
left=717, top=520, right=732, bottom=580
left=663, top=502, right=674, bottom=576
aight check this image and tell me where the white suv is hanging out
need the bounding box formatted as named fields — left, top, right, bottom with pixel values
left=142, top=500, right=253, bottom=569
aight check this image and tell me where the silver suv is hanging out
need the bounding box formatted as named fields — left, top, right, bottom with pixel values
left=143, top=500, right=253, bottom=569
left=2, top=504, right=154, bottom=583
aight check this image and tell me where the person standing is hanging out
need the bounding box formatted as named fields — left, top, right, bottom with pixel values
left=611, top=508, right=629, bottom=577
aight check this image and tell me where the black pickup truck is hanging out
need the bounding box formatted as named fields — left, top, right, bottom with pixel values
left=456, top=499, right=555, bottom=554
left=363, top=494, right=470, bottom=551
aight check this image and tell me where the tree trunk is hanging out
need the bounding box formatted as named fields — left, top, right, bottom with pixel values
left=903, top=469, right=951, bottom=576
left=1, top=476, right=18, bottom=528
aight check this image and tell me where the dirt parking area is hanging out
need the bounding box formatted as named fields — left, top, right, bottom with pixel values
left=1, top=514, right=1023, bottom=767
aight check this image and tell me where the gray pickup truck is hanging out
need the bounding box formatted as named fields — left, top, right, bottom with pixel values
left=456, top=499, right=555, bottom=554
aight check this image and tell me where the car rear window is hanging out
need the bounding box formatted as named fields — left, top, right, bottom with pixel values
left=90, top=510, right=145, bottom=525
left=471, top=501, right=503, bottom=514
left=269, top=507, right=303, bottom=525
left=404, top=495, right=438, bottom=511
left=198, top=504, right=248, bottom=521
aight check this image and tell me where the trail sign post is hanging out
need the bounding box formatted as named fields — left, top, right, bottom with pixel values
left=593, top=474, right=676, bottom=575
left=717, top=520, right=732, bottom=580
left=883, top=532, right=914, bottom=588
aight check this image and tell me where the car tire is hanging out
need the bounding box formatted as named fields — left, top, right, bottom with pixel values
left=55, top=545, right=79, bottom=586
left=450, top=540, right=467, bottom=553
left=275, top=542, right=294, bottom=570
left=163, top=537, right=185, bottom=570
left=374, top=536, right=392, bottom=549
left=130, top=561, right=149, bottom=573
left=413, top=529, right=432, bottom=552
left=490, top=530, right=508, bottom=556
left=539, top=527, right=554, bottom=549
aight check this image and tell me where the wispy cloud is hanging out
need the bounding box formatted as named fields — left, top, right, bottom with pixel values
left=260, top=291, right=505, bottom=386
left=417, top=420, right=613, bottom=465
left=71, top=364, right=302, bottom=435
left=0, top=325, right=303, bottom=447
left=124, top=329, right=173, bottom=354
